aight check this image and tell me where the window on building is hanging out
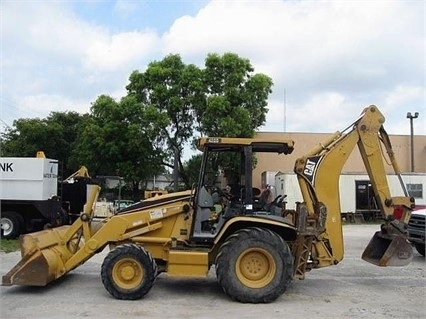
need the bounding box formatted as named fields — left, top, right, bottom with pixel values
left=406, top=183, right=423, bottom=199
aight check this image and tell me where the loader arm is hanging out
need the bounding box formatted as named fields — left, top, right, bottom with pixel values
left=294, top=105, right=414, bottom=268
left=2, top=187, right=193, bottom=286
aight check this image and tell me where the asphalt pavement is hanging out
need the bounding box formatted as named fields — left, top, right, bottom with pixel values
left=0, top=224, right=424, bottom=319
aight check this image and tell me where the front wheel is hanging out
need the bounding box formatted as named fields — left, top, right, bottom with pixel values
left=215, top=227, right=293, bottom=303
left=101, top=243, right=157, bottom=300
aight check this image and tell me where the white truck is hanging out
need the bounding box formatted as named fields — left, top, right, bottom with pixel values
left=407, top=208, right=426, bottom=256
left=0, top=152, right=69, bottom=239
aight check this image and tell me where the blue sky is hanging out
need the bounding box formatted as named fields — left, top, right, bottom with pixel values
left=1, top=0, right=425, bottom=141
left=72, top=1, right=208, bottom=34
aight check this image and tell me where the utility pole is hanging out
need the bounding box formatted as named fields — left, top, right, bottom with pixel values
left=406, top=112, right=419, bottom=172
left=283, top=88, right=286, bottom=132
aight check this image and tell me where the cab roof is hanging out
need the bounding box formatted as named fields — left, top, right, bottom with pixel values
left=197, top=137, right=295, bottom=155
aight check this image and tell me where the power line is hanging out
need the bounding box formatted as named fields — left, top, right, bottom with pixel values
left=0, top=96, right=48, bottom=118
left=0, top=118, right=11, bottom=129
left=283, top=88, right=286, bottom=132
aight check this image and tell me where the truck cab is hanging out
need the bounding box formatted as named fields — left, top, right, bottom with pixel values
left=407, top=208, right=426, bottom=256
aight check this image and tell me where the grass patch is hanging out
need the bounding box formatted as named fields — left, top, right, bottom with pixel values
left=0, top=239, right=20, bottom=253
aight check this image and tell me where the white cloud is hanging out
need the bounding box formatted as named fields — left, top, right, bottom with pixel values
left=162, top=0, right=425, bottom=135
left=1, top=1, right=161, bottom=122
left=84, top=31, right=160, bottom=71
left=1, top=0, right=425, bottom=137
left=3, top=2, right=101, bottom=59
left=261, top=89, right=379, bottom=134
left=18, top=93, right=90, bottom=118
left=164, top=1, right=398, bottom=64
left=385, top=86, right=424, bottom=111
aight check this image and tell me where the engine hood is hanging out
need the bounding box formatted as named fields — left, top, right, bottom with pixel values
left=411, top=208, right=426, bottom=217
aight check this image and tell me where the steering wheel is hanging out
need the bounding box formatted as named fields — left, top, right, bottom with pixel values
left=215, top=186, right=234, bottom=200
left=271, top=195, right=282, bottom=206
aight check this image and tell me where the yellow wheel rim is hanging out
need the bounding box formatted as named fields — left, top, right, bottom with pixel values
left=112, top=257, right=144, bottom=289
left=236, top=248, right=276, bottom=288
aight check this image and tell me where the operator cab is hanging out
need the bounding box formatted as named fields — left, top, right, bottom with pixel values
left=190, top=137, right=294, bottom=242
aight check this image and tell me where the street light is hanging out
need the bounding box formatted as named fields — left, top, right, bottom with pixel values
left=406, top=112, right=419, bottom=172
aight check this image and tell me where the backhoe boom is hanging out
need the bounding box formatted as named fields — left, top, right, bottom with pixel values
left=294, top=105, right=414, bottom=267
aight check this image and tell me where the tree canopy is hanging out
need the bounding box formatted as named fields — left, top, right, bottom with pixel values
left=127, top=52, right=273, bottom=187
left=199, top=52, right=272, bottom=137
left=70, top=95, right=167, bottom=198
left=1, top=111, right=88, bottom=176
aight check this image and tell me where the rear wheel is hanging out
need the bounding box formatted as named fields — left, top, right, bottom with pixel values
left=1, top=211, right=24, bottom=239
left=414, top=243, right=425, bottom=257
left=101, top=244, right=157, bottom=300
left=215, top=227, right=293, bottom=303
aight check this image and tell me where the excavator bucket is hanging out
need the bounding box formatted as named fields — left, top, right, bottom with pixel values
left=2, top=226, right=74, bottom=286
left=362, top=231, right=413, bottom=267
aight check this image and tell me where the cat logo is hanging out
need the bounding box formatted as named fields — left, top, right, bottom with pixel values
left=304, top=159, right=317, bottom=176
left=303, top=156, right=322, bottom=184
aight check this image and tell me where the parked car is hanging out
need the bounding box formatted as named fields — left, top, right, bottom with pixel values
left=407, top=208, right=426, bottom=256
left=113, top=200, right=134, bottom=213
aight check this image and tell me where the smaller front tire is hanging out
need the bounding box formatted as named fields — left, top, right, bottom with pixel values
left=101, top=243, right=157, bottom=300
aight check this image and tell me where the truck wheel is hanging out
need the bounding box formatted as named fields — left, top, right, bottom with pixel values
left=215, top=227, right=293, bottom=303
left=101, top=243, right=157, bottom=300
left=414, top=243, right=425, bottom=257
left=1, top=211, right=24, bottom=239
left=58, top=207, right=70, bottom=225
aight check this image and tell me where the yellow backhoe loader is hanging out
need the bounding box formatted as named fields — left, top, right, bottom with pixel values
left=2, top=105, right=414, bottom=303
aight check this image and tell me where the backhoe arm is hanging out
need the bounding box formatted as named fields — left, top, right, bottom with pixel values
left=294, top=105, right=414, bottom=267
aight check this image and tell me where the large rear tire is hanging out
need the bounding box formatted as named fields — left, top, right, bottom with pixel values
left=1, top=211, right=24, bottom=239
left=101, top=244, right=157, bottom=300
left=215, top=227, right=293, bottom=303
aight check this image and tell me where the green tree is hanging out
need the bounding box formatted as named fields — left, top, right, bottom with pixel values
left=193, top=53, right=272, bottom=186
left=183, top=154, right=203, bottom=187
left=127, top=54, right=205, bottom=189
left=127, top=52, right=272, bottom=188
left=71, top=95, right=167, bottom=199
left=1, top=111, right=88, bottom=176
left=198, top=52, right=273, bottom=137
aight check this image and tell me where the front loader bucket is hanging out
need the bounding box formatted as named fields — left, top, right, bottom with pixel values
left=2, top=185, right=102, bottom=287
left=2, top=226, right=75, bottom=286
left=362, top=231, right=413, bottom=267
